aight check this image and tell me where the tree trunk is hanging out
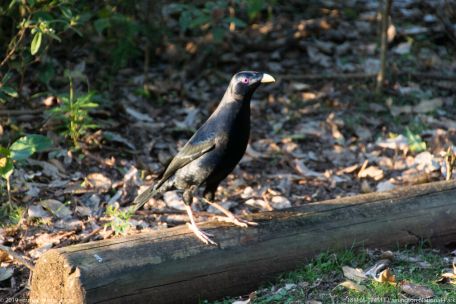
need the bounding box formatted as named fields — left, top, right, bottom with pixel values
left=30, top=180, right=456, bottom=304
left=376, top=0, right=393, bottom=93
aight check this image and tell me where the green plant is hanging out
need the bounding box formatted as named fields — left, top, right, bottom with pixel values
left=1, top=0, right=89, bottom=93
left=405, top=127, right=426, bottom=153
left=49, top=73, right=98, bottom=149
left=0, top=134, right=52, bottom=206
left=171, top=1, right=248, bottom=42
left=0, top=72, right=18, bottom=103
left=0, top=205, right=25, bottom=227
left=104, top=205, right=133, bottom=236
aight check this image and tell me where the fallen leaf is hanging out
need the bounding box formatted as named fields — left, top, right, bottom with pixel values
left=0, top=267, right=13, bottom=282
left=40, top=199, right=72, bottom=219
left=270, top=196, right=292, bottom=210
left=29, top=243, right=52, bottom=259
left=400, top=281, right=434, bottom=298
left=364, top=259, right=391, bottom=278
left=125, top=107, right=154, bottom=122
left=290, top=82, right=311, bottom=91
left=175, top=107, right=199, bottom=129
left=377, top=135, right=409, bottom=151
left=358, top=166, right=384, bottom=181
left=414, top=151, right=440, bottom=173
left=375, top=268, right=396, bottom=283
left=307, top=45, right=332, bottom=68
left=393, top=42, right=411, bottom=55
left=85, top=173, right=112, bottom=193
left=338, top=280, right=366, bottom=292
left=207, top=201, right=237, bottom=214
left=354, top=126, right=372, bottom=141
left=342, top=266, right=368, bottom=283
left=364, top=58, right=380, bottom=73
left=28, top=204, right=51, bottom=219
left=293, top=160, right=323, bottom=177
left=414, top=98, right=443, bottom=113
left=103, top=131, right=136, bottom=149
left=163, top=191, right=186, bottom=211
left=376, top=180, right=395, bottom=192
left=245, top=198, right=270, bottom=211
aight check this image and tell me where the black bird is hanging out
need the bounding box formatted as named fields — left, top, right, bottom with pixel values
left=132, top=71, right=275, bottom=244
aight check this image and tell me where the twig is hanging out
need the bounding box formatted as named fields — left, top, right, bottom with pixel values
left=79, top=227, right=102, bottom=243
left=0, top=245, right=35, bottom=271
left=0, top=109, right=43, bottom=116
left=279, top=73, right=378, bottom=81
left=0, top=26, right=27, bottom=68
left=445, top=147, right=455, bottom=181
left=376, top=0, right=393, bottom=93
left=278, top=71, right=456, bottom=82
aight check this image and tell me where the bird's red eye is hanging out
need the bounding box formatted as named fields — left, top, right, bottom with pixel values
left=242, top=78, right=250, bottom=84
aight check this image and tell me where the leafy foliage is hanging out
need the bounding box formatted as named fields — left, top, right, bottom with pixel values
left=48, top=74, right=98, bottom=149
left=0, top=134, right=52, bottom=204
left=405, top=127, right=426, bottom=153
left=104, top=205, right=133, bottom=236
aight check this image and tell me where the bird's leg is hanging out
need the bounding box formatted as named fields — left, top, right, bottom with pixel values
left=203, top=192, right=258, bottom=227
left=183, top=187, right=217, bottom=245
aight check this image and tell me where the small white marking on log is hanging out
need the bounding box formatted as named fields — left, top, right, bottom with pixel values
left=94, top=254, right=103, bottom=263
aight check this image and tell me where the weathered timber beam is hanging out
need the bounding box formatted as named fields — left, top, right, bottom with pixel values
left=30, top=180, right=456, bottom=304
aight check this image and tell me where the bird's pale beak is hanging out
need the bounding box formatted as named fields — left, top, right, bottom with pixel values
left=260, top=73, right=275, bottom=83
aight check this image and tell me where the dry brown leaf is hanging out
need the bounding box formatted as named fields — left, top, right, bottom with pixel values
left=400, top=281, right=434, bottom=298
left=293, top=160, right=323, bottom=177
left=342, top=266, right=368, bottom=283
left=85, top=173, right=112, bottom=193
left=358, top=166, right=384, bottom=181
left=375, top=268, right=396, bottom=284
left=338, top=280, right=366, bottom=292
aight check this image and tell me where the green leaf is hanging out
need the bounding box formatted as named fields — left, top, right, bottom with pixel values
left=60, top=6, right=73, bottom=19
left=0, top=146, right=10, bottom=157
left=227, top=17, right=247, bottom=28
left=211, top=26, right=225, bottom=42
left=31, top=31, right=42, bottom=55
left=94, top=18, right=111, bottom=35
left=1, top=86, right=18, bottom=98
left=179, top=11, right=192, bottom=31
left=10, top=135, right=52, bottom=161
left=2, top=72, right=13, bottom=83
left=189, top=14, right=211, bottom=29
left=0, top=157, right=13, bottom=180
left=405, top=128, right=426, bottom=153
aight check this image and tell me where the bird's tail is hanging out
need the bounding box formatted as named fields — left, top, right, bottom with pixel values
left=130, top=185, right=158, bottom=213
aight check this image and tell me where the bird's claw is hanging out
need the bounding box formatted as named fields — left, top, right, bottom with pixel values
left=186, top=223, right=217, bottom=245
left=216, top=215, right=258, bottom=228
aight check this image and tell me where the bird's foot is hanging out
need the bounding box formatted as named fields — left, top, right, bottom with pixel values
left=216, top=215, right=258, bottom=228
left=186, top=223, right=217, bottom=245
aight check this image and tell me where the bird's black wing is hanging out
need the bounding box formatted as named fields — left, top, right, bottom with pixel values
left=155, top=138, right=215, bottom=189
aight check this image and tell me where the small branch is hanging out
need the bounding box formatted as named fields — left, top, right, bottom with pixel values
left=278, top=72, right=456, bottom=82
left=0, top=245, right=35, bottom=271
left=0, top=26, right=27, bottom=68
left=376, top=0, right=393, bottom=93
left=0, top=109, right=43, bottom=116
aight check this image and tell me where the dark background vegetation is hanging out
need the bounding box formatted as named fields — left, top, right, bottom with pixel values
left=0, top=0, right=455, bottom=302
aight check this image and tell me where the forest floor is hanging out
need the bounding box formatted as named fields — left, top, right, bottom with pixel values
left=0, top=0, right=455, bottom=302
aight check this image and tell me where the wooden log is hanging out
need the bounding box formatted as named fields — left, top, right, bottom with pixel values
left=30, top=180, right=456, bottom=304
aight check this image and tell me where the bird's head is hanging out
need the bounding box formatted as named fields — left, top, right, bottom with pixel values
left=230, top=71, right=275, bottom=100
